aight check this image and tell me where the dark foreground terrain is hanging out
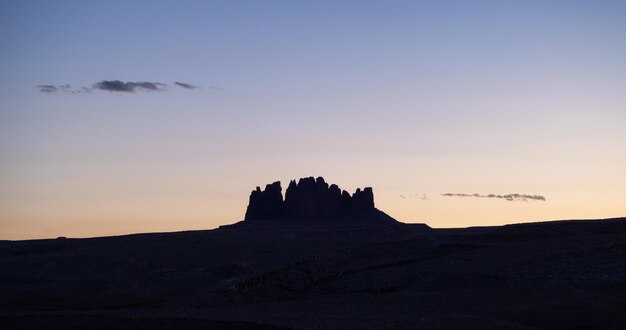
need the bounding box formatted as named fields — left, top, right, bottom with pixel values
left=2, top=218, right=626, bottom=329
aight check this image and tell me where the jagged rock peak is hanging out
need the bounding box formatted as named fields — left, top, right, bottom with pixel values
left=244, top=176, right=375, bottom=221
left=244, top=181, right=284, bottom=220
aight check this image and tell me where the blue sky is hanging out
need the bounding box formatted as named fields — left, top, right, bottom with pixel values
left=1, top=0, right=625, bottom=239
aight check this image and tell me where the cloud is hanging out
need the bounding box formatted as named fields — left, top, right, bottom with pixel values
left=175, top=82, right=223, bottom=91
left=76, top=86, right=93, bottom=94
left=174, top=81, right=198, bottom=89
left=37, top=84, right=92, bottom=94
left=442, top=193, right=546, bottom=202
left=93, top=80, right=166, bottom=92
left=400, top=193, right=429, bottom=200
left=39, top=80, right=209, bottom=94
left=37, top=84, right=57, bottom=93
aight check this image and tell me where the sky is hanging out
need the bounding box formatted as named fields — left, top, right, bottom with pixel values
left=1, top=0, right=625, bottom=239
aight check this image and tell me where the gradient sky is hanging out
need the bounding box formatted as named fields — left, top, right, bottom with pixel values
left=1, top=0, right=625, bottom=239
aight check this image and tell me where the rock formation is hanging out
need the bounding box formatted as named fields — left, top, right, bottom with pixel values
left=245, top=176, right=376, bottom=221
left=244, top=181, right=285, bottom=220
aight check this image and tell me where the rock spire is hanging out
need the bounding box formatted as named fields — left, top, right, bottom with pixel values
left=244, top=176, right=375, bottom=221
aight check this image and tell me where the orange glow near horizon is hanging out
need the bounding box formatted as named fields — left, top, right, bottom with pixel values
left=1, top=1, right=625, bottom=240
left=2, top=168, right=625, bottom=240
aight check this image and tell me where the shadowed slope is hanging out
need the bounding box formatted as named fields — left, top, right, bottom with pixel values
left=1, top=218, right=626, bottom=329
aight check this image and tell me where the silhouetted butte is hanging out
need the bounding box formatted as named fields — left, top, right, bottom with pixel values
left=244, top=176, right=393, bottom=225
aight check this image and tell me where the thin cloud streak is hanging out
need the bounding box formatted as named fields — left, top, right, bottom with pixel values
left=93, top=80, right=166, bottom=92
left=37, top=84, right=92, bottom=94
left=38, top=80, right=209, bottom=94
left=400, top=193, right=429, bottom=200
left=37, top=84, right=57, bottom=93
left=174, top=81, right=198, bottom=89
left=442, top=193, right=546, bottom=202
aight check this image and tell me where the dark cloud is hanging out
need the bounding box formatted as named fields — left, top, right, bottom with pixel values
left=442, top=193, right=546, bottom=202
left=174, top=81, right=198, bottom=89
left=39, top=80, right=206, bottom=94
left=37, top=84, right=92, bottom=94
left=37, top=84, right=57, bottom=93
left=93, top=80, right=166, bottom=92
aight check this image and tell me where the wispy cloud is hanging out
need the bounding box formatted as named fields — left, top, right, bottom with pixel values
left=37, top=84, right=92, bottom=94
left=174, top=81, right=198, bottom=89
left=442, top=193, right=546, bottom=202
left=400, top=193, right=429, bottom=200
left=38, top=80, right=212, bottom=94
left=37, top=84, right=58, bottom=93
left=93, top=80, right=166, bottom=92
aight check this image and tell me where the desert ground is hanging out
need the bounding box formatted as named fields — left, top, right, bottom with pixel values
left=1, top=217, right=626, bottom=329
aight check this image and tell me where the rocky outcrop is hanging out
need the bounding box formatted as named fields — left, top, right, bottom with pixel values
left=244, top=181, right=285, bottom=220
left=244, top=176, right=376, bottom=221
